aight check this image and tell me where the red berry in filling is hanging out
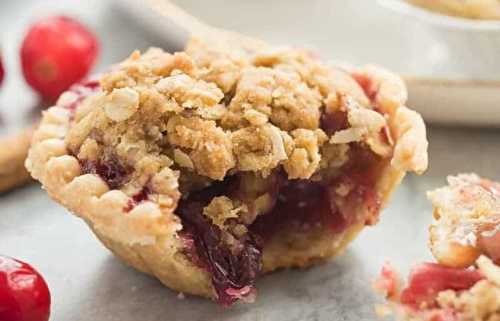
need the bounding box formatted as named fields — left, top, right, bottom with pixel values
left=21, top=15, right=99, bottom=102
left=176, top=177, right=262, bottom=306
left=400, top=263, right=483, bottom=307
left=351, top=73, right=379, bottom=101
left=80, top=156, right=130, bottom=190
left=320, top=110, right=348, bottom=136
left=124, top=185, right=152, bottom=212
left=0, top=255, right=51, bottom=321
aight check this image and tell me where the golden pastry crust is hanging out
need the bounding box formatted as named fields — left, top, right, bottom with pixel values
left=407, top=0, right=500, bottom=20
left=26, top=37, right=428, bottom=304
left=0, top=128, right=34, bottom=193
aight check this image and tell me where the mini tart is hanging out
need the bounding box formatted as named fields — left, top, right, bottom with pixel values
left=26, top=37, right=428, bottom=305
left=0, top=128, right=33, bottom=193
left=376, top=175, right=500, bottom=321
left=407, top=0, right=500, bottom=20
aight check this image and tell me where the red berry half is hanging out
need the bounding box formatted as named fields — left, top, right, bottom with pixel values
left=21, top=15, right=99, bottom=102
left=0, top=255, right=51, bottom=321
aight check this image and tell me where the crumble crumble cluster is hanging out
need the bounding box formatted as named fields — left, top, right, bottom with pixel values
left=26, top=35, right=428, bottom=305
left=428, top=174, right=500, bottom=269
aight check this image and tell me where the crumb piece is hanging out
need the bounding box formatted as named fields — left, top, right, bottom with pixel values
left=203, top=196, right=247, bottom=229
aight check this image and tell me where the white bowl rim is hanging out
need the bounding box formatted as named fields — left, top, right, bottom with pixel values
left=378, top=0, right=500, bottom=31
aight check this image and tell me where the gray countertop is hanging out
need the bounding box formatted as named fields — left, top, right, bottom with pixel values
left=1, top=1, right=500, bottom=320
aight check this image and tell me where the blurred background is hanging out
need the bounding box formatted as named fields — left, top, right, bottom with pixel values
left=0, top=1, right=499, bottom=320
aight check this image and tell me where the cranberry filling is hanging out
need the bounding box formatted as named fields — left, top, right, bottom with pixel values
left=175, top=144, right=382, bottom=305
left=250, top=173, right=380, bottom=242
left=400, top=263, right=483, bottom=308
left=320, top=110, right=348, bottom=136
left=80, top=156, right=130, bottom=190
left=124, top=185, right=152, bottom=212
left=251, top=179, right=344, bottom=239
left=176, top=176, right=262, bottom=306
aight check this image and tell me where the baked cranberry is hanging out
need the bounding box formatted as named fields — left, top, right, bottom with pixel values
left=351, top=73, right=378, bottom=101
left=478, top=226, right=500, bottom=264
left=0, top=53, right=4, bottom=86
left=124, top=185, right=152, bottom=212
left=479, top=178, right=500, bottom=196
left=400, top=263, right=483, bottom=307
left=21, top=15, right=99, bottom=102
left=320, top=110, right=348, bottom=135
left=80, top=156, right=130, bottom=190
left=0, top=255, right=51, bottom=321
left=176, top=177, right=262, bottom=306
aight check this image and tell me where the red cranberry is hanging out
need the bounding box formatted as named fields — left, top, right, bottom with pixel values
left=0, top=53, right=4, bottom=86
left=21, top=15, right=99, bottom=102
left=400, top=263, right=483, bottom=307
left=0, top=255, right=51, bottom=321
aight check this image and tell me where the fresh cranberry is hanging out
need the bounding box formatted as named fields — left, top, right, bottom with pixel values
left=0, top=53, right=4, bottom=86
left=400, top=263, right=483, bottom=307
left=21, top=15, right=99, bottom=102
left=0, top=255, right=51, bottom=321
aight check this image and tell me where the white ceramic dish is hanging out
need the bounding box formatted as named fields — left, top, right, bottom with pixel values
left=379, top=0, right=500, bottom=30
left=117, top=0, right=500, bottom=127
left=379, top=0, right=500, bottom=126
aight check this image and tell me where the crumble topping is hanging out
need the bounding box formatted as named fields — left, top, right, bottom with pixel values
left=62, top=45, right=398, bottom=203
